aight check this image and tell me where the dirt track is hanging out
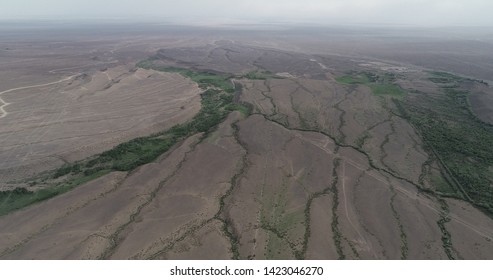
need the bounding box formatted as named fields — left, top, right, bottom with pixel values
left=0, top=75, right=78, bottom=119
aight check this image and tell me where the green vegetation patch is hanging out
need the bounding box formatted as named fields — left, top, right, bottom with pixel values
left=0, top=59, right=250, bottom=216
left=370, top=84, right=405, bottom=97
left=335, top=74, right=370, bottom=85
left=336, top=71, right=404, bottom=97
left=394, top=74, right=493, bottom=214
left=0, top=169, right=109, bottom=216
left=431, top=174, right=455, bottom=194
left=137, top=60, right=234, bottom=93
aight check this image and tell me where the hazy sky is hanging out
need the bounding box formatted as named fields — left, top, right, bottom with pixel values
left=2, top=0, right=493, bottom=26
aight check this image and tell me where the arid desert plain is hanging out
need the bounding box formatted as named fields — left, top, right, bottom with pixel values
left=1, top=22, right=493, bottom=259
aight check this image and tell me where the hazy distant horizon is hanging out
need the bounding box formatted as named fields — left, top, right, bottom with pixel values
left=2, top=0, right=493, bottom=27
